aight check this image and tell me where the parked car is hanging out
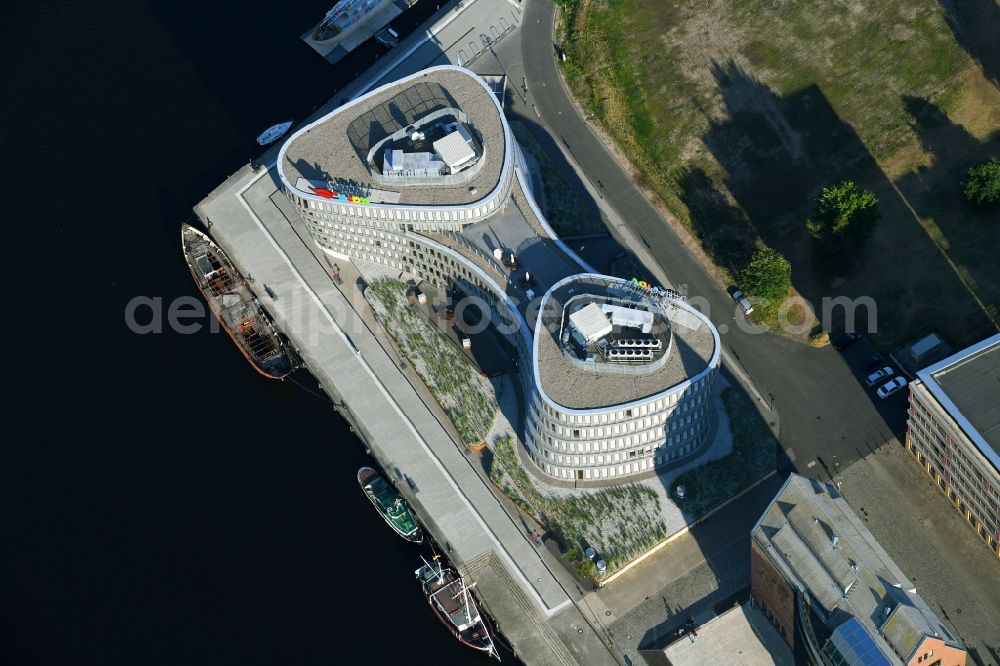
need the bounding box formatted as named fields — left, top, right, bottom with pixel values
left=861, top=352, right=885, bottom=371
left=731, top=290, right=754, bottom=315
left=832, top=332, right=861, bottom=351
left=876, top=376, right=908, bottom=399
left=865, top=366, right=895, bottom=387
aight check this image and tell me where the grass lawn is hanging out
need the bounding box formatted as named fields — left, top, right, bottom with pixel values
left=488, top=435, right=667, bottom=577
left=560, top=0, right=1000, bottom=350
left=671, top=387, right=776, bottom=518
left=366, top=280, right=498, bottom=444
left=510, top=120, right=606, bottom=237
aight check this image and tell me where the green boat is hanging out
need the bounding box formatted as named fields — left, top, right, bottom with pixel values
left=358, top=467, right=423, bottom=543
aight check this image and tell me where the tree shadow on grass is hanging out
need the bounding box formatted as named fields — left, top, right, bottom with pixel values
left=695, top=60, right=995, bottom=345
left=701, top=61, right=874, bottom=249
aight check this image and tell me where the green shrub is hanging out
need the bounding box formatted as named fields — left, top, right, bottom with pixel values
left=963, top=157, right=1000, bottom=206
left=739, top=247, right=792, bottom=300
left=807, top=180, right=880, bottom=276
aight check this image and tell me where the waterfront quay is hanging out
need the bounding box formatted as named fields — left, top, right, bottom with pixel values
left=193, top=0, right=723, bottom=661
left=195, top=153, right=616, bottom=666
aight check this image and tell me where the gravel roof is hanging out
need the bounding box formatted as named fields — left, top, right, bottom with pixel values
left=752, top=475, right=964, bottom=665
left=535, top=278, right=716, bottom=410
left=282, top=69, right=505, bottom=206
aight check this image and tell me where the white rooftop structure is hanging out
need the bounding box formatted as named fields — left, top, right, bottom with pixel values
left=602, top=303, right=654, bottom=334
left=433, top=129, right=477, bottom=169
left=383, top=148, right=445, bottom=177
left=569, top=302, right=612, bottom=342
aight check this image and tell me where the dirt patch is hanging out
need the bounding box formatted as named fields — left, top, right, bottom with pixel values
left=561, top=0, right=1000, bottom=349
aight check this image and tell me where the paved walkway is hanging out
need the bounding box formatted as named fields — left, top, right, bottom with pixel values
left=195, top=161, right=618, bottom=665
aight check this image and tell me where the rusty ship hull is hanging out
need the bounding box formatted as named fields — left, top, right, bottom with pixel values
left=181, top=224, right=293, bottom=380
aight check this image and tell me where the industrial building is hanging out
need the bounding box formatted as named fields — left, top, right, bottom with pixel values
left=904, top=332, right=1000, bottom=558
left=751, top=474, right=966, bottom=666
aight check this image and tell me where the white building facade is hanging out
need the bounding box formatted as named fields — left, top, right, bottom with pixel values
left=276, top=66, right=720, bottom=485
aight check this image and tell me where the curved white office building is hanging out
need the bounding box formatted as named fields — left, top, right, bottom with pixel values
left=277, top=65, right=720, bottom=485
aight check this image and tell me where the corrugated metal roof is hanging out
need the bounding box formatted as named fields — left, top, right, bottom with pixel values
left=787, top=505, right=856, bottom=592
left=568, top=302, right=612, bottom=342
left=752, top=475, right=967, bottom=666
left=433, top=130, right=476, bottom=168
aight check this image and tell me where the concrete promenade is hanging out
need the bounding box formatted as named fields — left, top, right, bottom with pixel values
left=195, top=161, right=618, bottom=665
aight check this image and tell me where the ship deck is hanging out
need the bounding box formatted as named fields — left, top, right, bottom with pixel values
left=184, top=228, right=288, bottom=372
left=301, top=0, right=412, bottom=66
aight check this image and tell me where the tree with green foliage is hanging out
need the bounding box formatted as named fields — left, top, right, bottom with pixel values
left=963, top=158, right=1000, bottom=206
left=740, top=247, right=792, bottom=300
left=806, top=180, right=880, bottom=275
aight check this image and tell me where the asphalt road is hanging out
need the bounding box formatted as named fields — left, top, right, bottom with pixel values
left=518, top=0, right=908, bottom=477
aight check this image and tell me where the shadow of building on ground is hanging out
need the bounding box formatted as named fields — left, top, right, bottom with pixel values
left=893, top=96, right=1000, bottom=337
left=938, top=0, right=1000, bottom=89
left=509, top=114, right=607, bottom=237
left=674, top=166, right=755, bottom=277
left=637, top=586, right=751, bottom=653
left=696, top=60, right=994, bottom=346
left=700, top=61, right=874, bottom=253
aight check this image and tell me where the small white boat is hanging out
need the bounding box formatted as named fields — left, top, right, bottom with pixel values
left=256, top=119, right=293, bottom=146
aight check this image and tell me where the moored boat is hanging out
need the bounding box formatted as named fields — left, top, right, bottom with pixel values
left=416, top=557, right=498, bottom=659
left=181, top=224, right=293, bottom=379
left=312, top=0, right=385, bottom=41
left=256, top=119, right=293, bottom=146
left=358, top=467, right=422, bottom=543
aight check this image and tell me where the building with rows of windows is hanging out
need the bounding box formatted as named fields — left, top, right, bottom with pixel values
left=904, top=332, right=1000, bottom=559
left=276, top=65, right=720, bottom=485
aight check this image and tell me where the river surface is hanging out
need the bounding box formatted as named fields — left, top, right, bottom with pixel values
left=2, top=0, right=515, bottom=662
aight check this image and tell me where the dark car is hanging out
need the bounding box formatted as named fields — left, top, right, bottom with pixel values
left=861, top=352, right=885, bottom=371
left=832, top=332, right=861, bottom=351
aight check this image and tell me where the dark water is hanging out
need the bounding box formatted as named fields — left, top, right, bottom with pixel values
left=2, top=1, right=508, bottom=663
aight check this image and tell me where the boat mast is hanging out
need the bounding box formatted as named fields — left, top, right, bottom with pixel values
left=418, top=554, right=445, bottom=584
left=460, top=579, right=477, bottom=621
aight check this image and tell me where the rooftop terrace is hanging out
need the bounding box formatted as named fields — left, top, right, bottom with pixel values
left=655, top=604, right=793, bottom=666
left=534, top=277, right=716, bottom=410
left=281, top=69, right=506, bottom=206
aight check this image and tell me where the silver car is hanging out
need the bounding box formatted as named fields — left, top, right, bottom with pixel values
left=731, top=290, right=754, bottom=315
left=865, top=366, right=895, bottom=387
left=876, top=376, right=908, bottom=399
